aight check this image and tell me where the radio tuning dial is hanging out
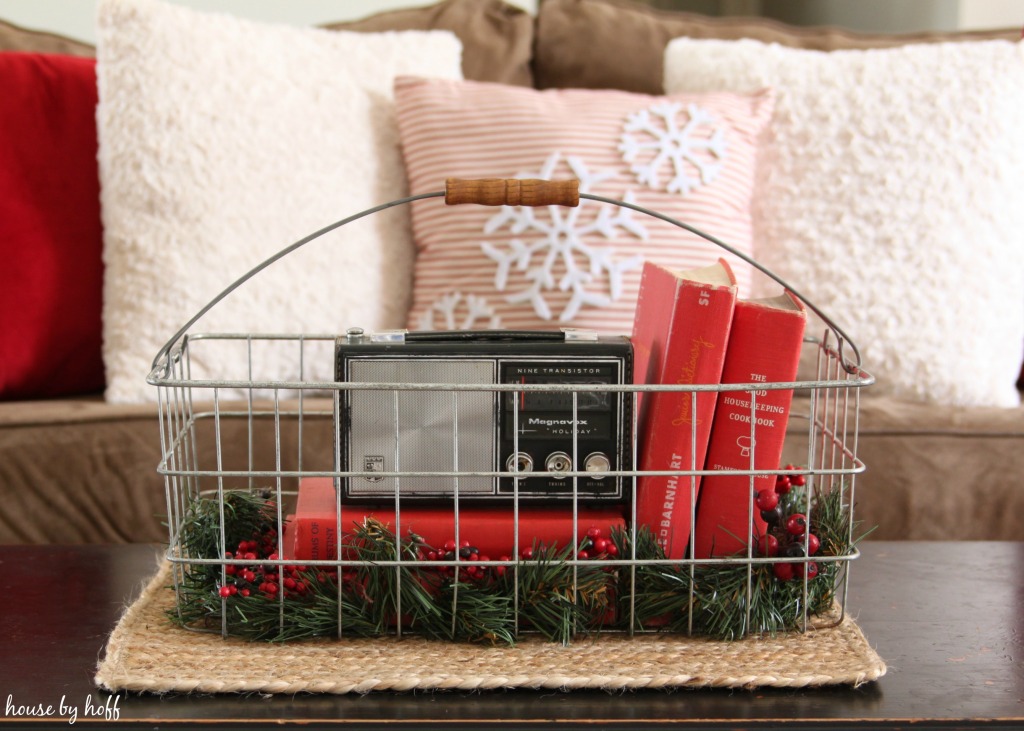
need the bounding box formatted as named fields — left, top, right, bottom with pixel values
left=584, top=452, right=612, bottom=479
left=545, top=451, right=573, bottom=476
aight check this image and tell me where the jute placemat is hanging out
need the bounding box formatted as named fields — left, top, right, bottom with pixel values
left=96, top=561, right=885, bottom=694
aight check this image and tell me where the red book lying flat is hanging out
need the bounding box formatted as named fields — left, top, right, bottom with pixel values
left=631, top=259, right=737, bottom=560
left=693, top=291, right=807, bottom=559
left=288, top=477, right=626, bottom=561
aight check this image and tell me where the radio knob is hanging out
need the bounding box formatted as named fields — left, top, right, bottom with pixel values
left=506, top=452, right=534, bottom=475
left=584, top=452, right=612, bottom=479
left=545, top=451, right=572, bottom=476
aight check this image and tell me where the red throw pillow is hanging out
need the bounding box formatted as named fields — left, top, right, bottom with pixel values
left=0, top=53, right=104, bottom=399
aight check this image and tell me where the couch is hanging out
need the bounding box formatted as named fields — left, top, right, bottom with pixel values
left=1, top=0, right=1022, bottom=544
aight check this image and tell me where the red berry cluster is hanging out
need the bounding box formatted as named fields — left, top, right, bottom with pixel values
left=216, top=531, right=339, bottom=601
left=421, top=538, right=506, bottom=583
left=518, top=525, right=618, bottom=562
left=416, top=525, right=620, bottom=582
left=578, top=526, right=619, bottom=561
left=754, top=466, right=821, bottom=582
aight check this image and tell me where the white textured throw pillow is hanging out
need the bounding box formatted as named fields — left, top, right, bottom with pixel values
left=96, top=0, right=462, bottom=403
left=665, top=38, right=1024, bottom=408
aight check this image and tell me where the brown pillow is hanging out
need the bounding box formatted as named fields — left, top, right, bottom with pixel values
left=535, top=0, right=1021, bottom=93
left=325, top=0, right=534, bottom=87
left=1, top=0, right=533, bottom=87
left=0, top=18, right=94, bottom=56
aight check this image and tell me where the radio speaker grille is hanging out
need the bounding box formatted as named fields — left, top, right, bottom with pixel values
left=345, top=359, right=495, bottom=496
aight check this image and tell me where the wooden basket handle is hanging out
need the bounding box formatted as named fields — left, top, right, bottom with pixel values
left=445, top=178, right=579, bottom=207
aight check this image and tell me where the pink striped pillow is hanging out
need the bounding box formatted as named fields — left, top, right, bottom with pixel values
left=394, top=76, right=772, bottom=333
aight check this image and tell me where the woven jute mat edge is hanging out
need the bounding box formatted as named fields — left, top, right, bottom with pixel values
left=96, top=561, right=886, bottom=695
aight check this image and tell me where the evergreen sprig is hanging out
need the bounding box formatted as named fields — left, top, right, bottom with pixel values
left=611, top=483, right=861, bottom=640
left=169, top=479, right=862, bottom=645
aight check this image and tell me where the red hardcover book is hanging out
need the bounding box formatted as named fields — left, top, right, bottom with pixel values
left=287, top=477, right=626, bottom=560
left=693, top=291, right=807, bottom=559
left=631, top=259, right=737, bottom=559
left=285, top=476, right=339, bottom=561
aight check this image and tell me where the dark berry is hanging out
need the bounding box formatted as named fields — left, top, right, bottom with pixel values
left=761, top=505, right=784, bottom=526
left=783, top=541, right=805, bottom=558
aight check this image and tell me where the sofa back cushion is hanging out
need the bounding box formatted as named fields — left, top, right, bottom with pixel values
left=534, top=0, right=1021, bottom=93
left=1, top=0, right=533, bottom=86
left=0, top=18, right=94, bottom=57
left=0, top=52, right=105, bottom=400
left=324, top=0, right=533, bottom=87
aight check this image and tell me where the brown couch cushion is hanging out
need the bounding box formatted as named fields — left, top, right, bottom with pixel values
left=0, top=396, right=334, bottom=544
left=326, top=0, right=533, bottom=87
left=3, top=394, right=1022, bottom=543
left=535, top=0, right=1021, bottom=93
left=0, top=18, right=93, bottom=56
left=782, top=397, right=1024, bottom=542
left=1, top=0, right=533, bottom=86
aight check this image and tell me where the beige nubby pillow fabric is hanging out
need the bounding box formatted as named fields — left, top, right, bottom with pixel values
left=665, top=38, right=1024, bottom=408
left=96, top=0, right=462, bottom=403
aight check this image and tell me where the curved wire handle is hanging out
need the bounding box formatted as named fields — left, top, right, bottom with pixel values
left=151, top=178, right=863, bottom=376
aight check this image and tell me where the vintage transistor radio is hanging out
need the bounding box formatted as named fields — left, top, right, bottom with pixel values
left=335, top=328, right=632, bottom=502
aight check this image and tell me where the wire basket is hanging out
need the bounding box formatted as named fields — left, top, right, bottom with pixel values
left=150, top=178, right=873, bottom=644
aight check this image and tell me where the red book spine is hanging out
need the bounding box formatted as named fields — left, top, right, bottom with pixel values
left=289, top=513, right=339, bottom=561
left=287, top=478, right=626, bottom=561
left=284, top=477, right=341, bottom=560
left=693, top=292, right=807, bottom=559
left=631, top=260, right=737, bottom=559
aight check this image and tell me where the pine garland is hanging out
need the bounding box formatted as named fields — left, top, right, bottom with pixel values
left=168, top=478, right=864, bottom=646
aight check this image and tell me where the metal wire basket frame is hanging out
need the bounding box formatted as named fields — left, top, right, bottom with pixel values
left=149, top=178, right=874, bottom=641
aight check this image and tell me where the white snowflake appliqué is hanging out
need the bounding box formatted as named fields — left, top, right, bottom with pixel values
left=480, top=153, right=647, bottom=323
left=417, top=292, right=502, bottom=331
left=619, top=102, right=728, bottom=195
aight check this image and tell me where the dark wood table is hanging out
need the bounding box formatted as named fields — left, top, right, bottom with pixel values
left=1, top=542, right=1022, bottom=729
